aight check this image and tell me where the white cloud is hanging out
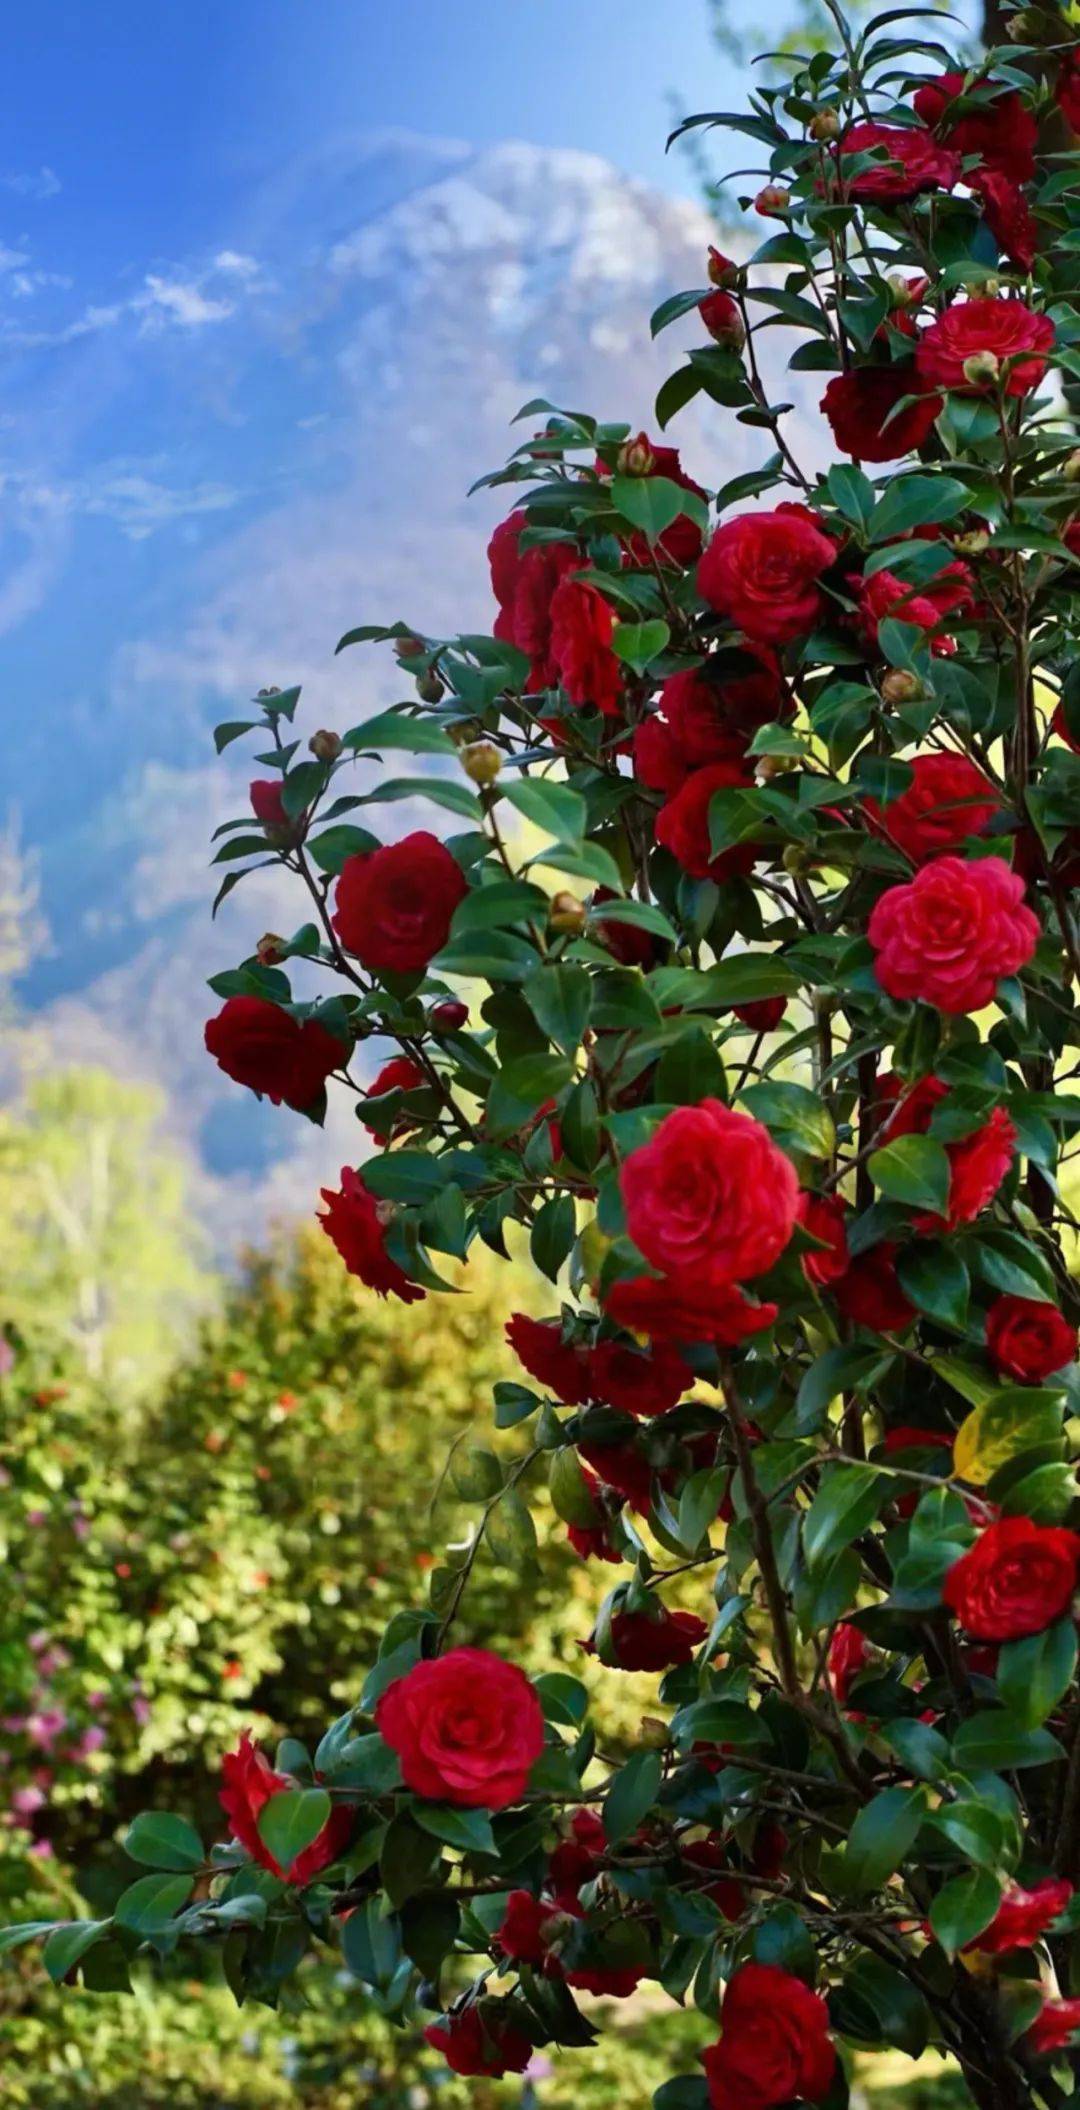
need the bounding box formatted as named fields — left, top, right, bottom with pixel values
left=139, top=274, right=236, bottom=329
left=78, top=468, right=239, bottom=539
left=213, top=250, right=260, bottom=278
left=0, top=167, right=60, bottom=200
left=0, top=244, right=30, bottom=274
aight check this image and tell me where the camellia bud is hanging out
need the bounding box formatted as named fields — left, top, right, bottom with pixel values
left=809, top=108, right=840, bottom=141
left=757, top=754, right=795, bottom=781
left=616, top=431, right=655, bottom=477
left=707, top=245, right=738, bottom=288
left=460, top=740, right=502, bottom=786
left=754, top=184, right=791, bottom=216
left=962, top=350, right=1000, bottom=388
left=255, top=932, right=285, bottom=965
left=395, top=634, right=425, bottom=660
left=952, top=530, right=990, bottom=557
left=416, top=668, right=445, bottom=703
left=1006, top=7, right=1042, bottom=39
left=782, top=845, right=817, bottom=877
left=699, top=289, right=746, bottom=351
left=256, top=685, right=281, bottom=699
left=639, top=1716, right=671, bottom=1749
left=430, top=999, right=469, bottom=1034
left=309, top=728, right=343, bottom=762
left=880, top=669, right=923, bottom=706
left=887, top=272, right=917, bottom=307
left=1062, top=450, right=1080, bottom=483
left=549, top=890, right=587, bottom=936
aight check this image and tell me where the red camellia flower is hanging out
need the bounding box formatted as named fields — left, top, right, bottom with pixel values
left=205, top=997, right=346, bottom=1111
left=1027, top=1998, right=1080, bottom=2058
left=359, top=1056, right=427, bottom=1139
left=854, top=562, right=974, bottom=656
left=943, top=1516, right=1080, bottom=1640
left=821, top=365, right=942, bottom=461
left=603, top=1272, right=778, bottom=1347
left=620, top=1101, right=799, bottom=1288
left=797, top=1192, right=850, bottom=1287
left=699, top=288, right=745, bottom=349
left=879, top=1072, right=1016, bottom=1231
left=834, top=1243, right=916, bottom=1332
left=375, top=1646, right=545, bottom=1808
left=985, top=1296, right=1077, bottom=1384
left=827, top=1622, right=871, bottom=1708
left=249, top=778, right=291, bottom=830
left=219, top=1733, right=352, bottom=1885
left=488, top=511, right=578, bottom=687
left=567, top=1474, right=622, bottom=1565
left=916, top=298, right=1055, bottom=398
left=656, top=761, right=757, bottom=883
left=969, top=1877, right=1072, bottom=1956
left=698, top=504, right=838, bottom=645
left=1057, top=52, right=1080, bottom=134
left=548, top=575, right=623, bottom=716
left=733, top=996, right=787, bottom=1033
left=505, top=1314, right=593, bottom=1405
left=549, top=1808, right=607, bottom=1899
left=836, top=121, right=960, bottom=201
left=913, top=72, right=1037, bottom=183
left=496, top=1888, right=645, bottom=1997
left=598, top=1605, right=708, bottom=1672
left=972, top=167, right=1037, bottom=273
left=703, top=1962, right=836, bottom=2110
left=868, top=854, right=1039, bottom=1013
left=424, top=2002, right=533, bottom=2078
left=588, top=1338, right=693, bottom=1418
left=592, top=885, right=667, bottom=968
left=863, top=753, right=1000, bottom=864
left=332, top=833, right=467, bottom=974
left=602, top=437, right=709, bottom=568
left=662, top=665, right=769, bottom=767
left=318, top=1167, right=426, bottom=1304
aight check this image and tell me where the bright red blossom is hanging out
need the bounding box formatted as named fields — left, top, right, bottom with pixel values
left=985, top=1295, right=1077, bottom=1384
left=822, top=365, right=941, bottom=462
left=505, top=1314, right=592, bottom=1405
left=698, top=505, right=838, bottom=645
left=868, top=854, right=1039, bottom=1014
left=944, top=1516, right=1080, bottom=1641
left=1027, top=1998, right=1080, bottom=2058
left=603, top=1273, right=778, bottom=1347
left=588, top=1338, right=693, bottom=1418
left=656, top=761, right=757, bottom=883
left=488, top=511, right=578, bottom=687
left=219, top=1733, right=351, bottom=1885
left=797, top=1192, right=850, bottom=1287
left=249, top=778, right=291, bottom=829
left=424, top=2004, right=533, bottom=2078
left=970, top=1877, right=1072, bottom=1956
left=360, top=1056, right=427, bottom=1138
left=972, top=167, right=1037, bottom=272
left=864, top=753, right=1000, bottom=864
left=375, top=1646, right=544, bottom=1809
left=703, top=1962, right=836, bottom=2110
left=318, top=1167, right=425, bottom=1304
left=548, top=576, right=623, bottom=716
left=835, top=1243, right=915, bottom=1332
left=205, top=997, right=345, bottom=1111
left=912, top=72, right=1037, bottom=183
left=599, top=1606, right=708, bottom=1672
left=332, top=833, right=467, bottom=974
left=827, top=1622, right=871, bottom=1708
left=620, top=1100, right=799, bottom=1289
left=880, top=1073, right=1016, bottom=1231
left=916, top=298, right=1055, bottom=399
left=836, top=121, right=960, bottom=201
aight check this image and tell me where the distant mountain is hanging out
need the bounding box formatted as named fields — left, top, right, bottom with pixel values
left=16, top=137, right=828, bottom=1237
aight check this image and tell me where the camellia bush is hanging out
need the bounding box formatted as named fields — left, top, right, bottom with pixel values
left=11, top=5, right=1080, bottom=2106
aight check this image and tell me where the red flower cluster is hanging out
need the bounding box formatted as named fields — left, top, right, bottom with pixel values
left=985, top=1295, right=1076, bottom=1384
left=879, top=1072, right=1016, bottom=1232
left=548, top=575, right=623, bottom=716
left=375, top=1646, right=545, bottom=1808
left=318, top=1167, right=425, bottom=1304
left=913, top=72, right=1036, bottom=184
left=944, top=1516, right=1080, bottom=1641
left=505, top=1314, right=692, bottom=1415
left=863, top=753, right=1000, bottom=864
left=853, top=560, right=973, bottom=656
left=205, top=997, right=346, bottom=1111
left=332, top=832, right=467, bottom=974
left=969, top=1876, right=1072, bottom=1956
left=599, top=434, right=708, bottom=568
left=835, top=1243, right=915, bottom=1333
left=488, top=510, right=578, bottom=687
left=620, top=1101, right=799, bottom=1290
left=219, top=1733, right=351, bottom=1885
left=602, top=1272, right=778, bottom=1348
left=869, top=854, right=1039, bottom=1013
left=703, top=1962, right=836, bottom=2110
left=698, top=505, right=838, bottom=645
left=797, top=1192, right=850, bottom=1287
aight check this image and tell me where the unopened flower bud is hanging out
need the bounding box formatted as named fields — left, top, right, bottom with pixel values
left=539, top=1909, right=578, bottom=1953
left=256, top=685, right=281, bottom=699
left=707, top=246, right=739, bottom=288
left=880, top=669, right=923, bottom=706
left=549, top=890, right=587, bottom=936
left=699, top=289, right=746, bottom=350
left=1063, top=450, right=1080, bottom=483
left=430, top=999, right=469, bottom=1034
left=809, top=108, right=840, bottom=141
left=309, top=728, right=343, bottom=762
left=981, top=275, right=1001, bottom=299
left=416, top=668, right=445, bottom=703
left=374, top=1198, right=398, bottom=1229
left=1006, top=8, right=1041, bottom=39
left=639, top=1716, right=671, bottom=1749
left=952, top=530, right=990, bottom=557
left=460, top=740, right=501, bottom=786
left=782, top=845, right=817, bottom=877
left=886, top=273, right=916, bottom=307
left=757, top=754, right=795, bottom=781
left=962, top=350, right=1000, bottom=388
left=755, top=184, right=791, bottom=217
left=395, top=635, right=425, bottom=661
left=617, top=431, right=655, bottom=477
left=256, top=932, right=285, bottom=965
